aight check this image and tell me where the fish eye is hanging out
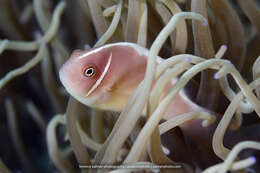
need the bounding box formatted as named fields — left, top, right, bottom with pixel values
left=84, top=66, right=96, bottom=77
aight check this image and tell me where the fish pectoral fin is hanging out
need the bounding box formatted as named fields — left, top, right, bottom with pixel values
left=105, top=82, right=117, bottom=92
left=106, top=87, right=113, bottom=92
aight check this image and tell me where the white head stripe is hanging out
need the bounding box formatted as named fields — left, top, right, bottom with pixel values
left=77, top=42, right=163, bottom=65
left=78, top=42, right=149, bottom=60
left=78, top=46, right=105, bottom=59
left=86, top=53, right=112, bottom=97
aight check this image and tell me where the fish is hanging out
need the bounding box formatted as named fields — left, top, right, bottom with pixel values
left=59, top=42, right=150, bottom=112
left=59, top=42, right=205, bottom=117
left=59, top=42, right=217, bottom=155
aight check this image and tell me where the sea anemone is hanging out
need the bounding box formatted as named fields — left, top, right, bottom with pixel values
left=0, top=0, right=260, bottom=173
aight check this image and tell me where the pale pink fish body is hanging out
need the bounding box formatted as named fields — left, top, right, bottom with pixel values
left=59, top=42, right=217, bottom=158
left=59, top=42, right=205, bottom=120
left=60, top=42, right=148, bottom=111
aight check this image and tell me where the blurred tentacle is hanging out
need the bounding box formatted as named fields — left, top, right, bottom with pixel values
left=124, top=59, right=228, bottom=164
left=0, top=0, right=31, bottom=40
left=41, top=46, right=66, bottom=113
left=33, top=0, right=69, bottom=69
left=125, top=0, right=141, bottom=43
left=5, top=99, right=37, bottom=173
left=219, top=75, right=254, bottom=113
left=253, top=56, right=260, bottom=98
left=151, top=61, right=191, bottom=109
left=87, top=0, right=109, bottom=38
left=202, top=156, right=255, bottom=173
left=147, top=61, right=192, bottom=172
left=75, top=0, right=96, bottom=47
left=137, top=0, right=148, bottom=47
left=94, top=0, right=123, bottom=47
left=215, top=63, right=260, bottom=117
left=0, top=43, right=46, bottom=90
left=0, top=160, right=12, bottom=173
left=77, top=121, right=102, bottom=151
left=159, top=112, right=215, bottom=135
left=237, top=0, right=260, bottom=34
left=97, top=0, right=115, bottom=9
left=0, top=2, right=66, bottom=51
left=0, top=39, right=8, bottom=55
left=90, top=110, right=106, bottom=143
left=100, top=12, right=207, bottom=165
left=218, top=141, right=260, bottom=173
left=103, top=5, right=117, bottom=17
left=242, top=34, right=260, bottom=76
left=19, top=3, right=34, bottom=24
left=213, top=77, right=260, bottom=159
left=229, top=111, right=242, bottom=131
left=46, top=114, right=75, bottom=173
left=65, top=98, right=91, bottom=172
left=26, top=101, right=46, bottom=133
left=154, top=1, right=176, bottom=54
left=92, top=83, right=142, bottom=167
left=191, top=0, right=220, bottom=110
left=160, top=0, right=188, bottom=54
left=207, top=6, right=228, bottom=50
left=238, top=0, right=260, bottom=76
left=209, top=0, right=246, bottom=72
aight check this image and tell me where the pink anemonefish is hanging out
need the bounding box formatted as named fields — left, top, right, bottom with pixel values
left=59, top=42, right=218, bottom=152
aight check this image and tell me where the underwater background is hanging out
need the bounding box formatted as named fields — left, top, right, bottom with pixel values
left=0, top=0, right=260, bottom=173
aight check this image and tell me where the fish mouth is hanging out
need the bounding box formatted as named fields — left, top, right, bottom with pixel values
left=59, top=67, right=81, bottom=97
left=58, top=64, right=68, bottom=86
